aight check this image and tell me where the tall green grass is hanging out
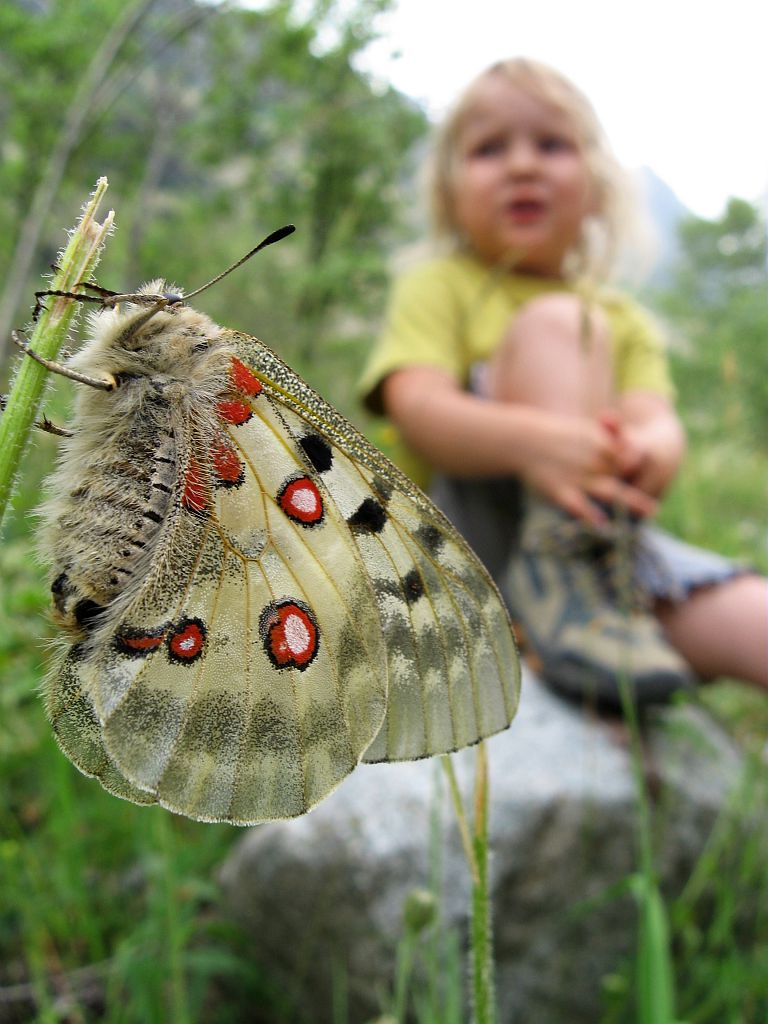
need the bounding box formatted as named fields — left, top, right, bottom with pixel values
left=597, top=427, right=768, bottom=1023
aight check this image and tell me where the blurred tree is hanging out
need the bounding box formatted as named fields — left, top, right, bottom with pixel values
left=0, top=0, right=214, bottom=352
left=667, top=197, right=767, bottom=308
left=0, top=0, right=427, bottom=412
left=656, top=197, right=768, bottom=447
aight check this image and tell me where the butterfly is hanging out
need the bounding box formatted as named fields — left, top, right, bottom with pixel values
left=30, top=229, right=520, bottom=825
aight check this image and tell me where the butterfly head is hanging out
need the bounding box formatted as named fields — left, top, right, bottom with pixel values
left=73, top=281, right=230, bottom=395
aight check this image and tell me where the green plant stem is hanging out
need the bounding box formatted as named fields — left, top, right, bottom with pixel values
left=633, top=875, right=676, bottom=1024
left=0, top=179, right=113, bottom=531
left=470, top=742, right=495, bottom=1024
left=618, top=685, right=677, bottom=1024
left=155, top=813, right=191, bottom=1024
left=441, top=746, right=497, bottom=1024
left=614, top=513, right=677, bottom=1024
left=440, top=755, right=478, bottom=884
left=392, top=931, right=415, bottom=1022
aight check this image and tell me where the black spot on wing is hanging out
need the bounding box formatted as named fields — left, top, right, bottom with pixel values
left=348, top=497, right=387, bottom=534
left=402, top=568, right=425, bottom=605
left=370, top=476, right=393, bottom=503
left=415, top=523, right=444, bottom=555
left=299, top=434, right=333, bottom=473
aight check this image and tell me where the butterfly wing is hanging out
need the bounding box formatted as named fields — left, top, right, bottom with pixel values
left=45, top=321, right=519, bottom=826
left=226, top=330, right=521, bottom=764
left=46, top=654, right=157, bottom=806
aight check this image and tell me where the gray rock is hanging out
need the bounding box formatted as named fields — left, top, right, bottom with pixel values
left=218, top=670, right=745, bottom=1023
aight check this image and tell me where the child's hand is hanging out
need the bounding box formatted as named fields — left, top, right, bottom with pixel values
left=521, top=412, right=657, bottom=526
left=601, top=397, right=686, bottom=499
left=381, top=370, right=664, bottom=526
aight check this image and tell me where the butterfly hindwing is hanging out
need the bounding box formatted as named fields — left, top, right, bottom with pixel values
left=46, top=652, right=157, bottom=807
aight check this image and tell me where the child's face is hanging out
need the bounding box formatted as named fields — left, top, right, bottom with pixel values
left=450, top=77, right=596, bottom=275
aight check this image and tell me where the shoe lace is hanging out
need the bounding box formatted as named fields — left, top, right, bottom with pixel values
left=524, top=511, right=679, bottom=613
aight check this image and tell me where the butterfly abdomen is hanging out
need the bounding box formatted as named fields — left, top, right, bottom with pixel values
left=44, top=403, right=182, bottom=637
left=40, top=299, right=233, bottom=643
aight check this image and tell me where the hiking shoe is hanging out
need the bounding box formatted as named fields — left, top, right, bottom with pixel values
left=501, top=495, right=696, bottom=710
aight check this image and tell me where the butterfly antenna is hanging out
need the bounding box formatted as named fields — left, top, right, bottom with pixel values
left=182, top=225, right=296, bottom=301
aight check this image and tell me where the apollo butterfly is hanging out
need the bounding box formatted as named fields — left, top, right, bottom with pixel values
left=31, top=233, right=520, bottom=824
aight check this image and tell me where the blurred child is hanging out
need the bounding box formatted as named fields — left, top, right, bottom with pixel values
left=360, top=58, right=768, bottom=708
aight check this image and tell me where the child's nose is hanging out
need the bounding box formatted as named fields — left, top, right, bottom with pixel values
left=506, top=140, right=538, bottom=175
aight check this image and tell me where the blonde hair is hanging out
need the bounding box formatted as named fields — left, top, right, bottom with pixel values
left=426, top=58, right=640, bottom=282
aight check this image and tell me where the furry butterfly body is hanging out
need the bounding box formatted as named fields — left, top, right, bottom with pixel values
left=39, top=285, right=520, bottom=824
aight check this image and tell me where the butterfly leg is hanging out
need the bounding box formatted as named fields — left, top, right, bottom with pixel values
left=46, top=270, right=118, bottom=301
left=0, top=393, right=73, bottom=436
left=12, top=330, right=116, bottom=391
left=33, top=288, right=106, bottom=321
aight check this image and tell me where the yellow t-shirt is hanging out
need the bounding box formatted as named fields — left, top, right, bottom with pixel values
left=359, top=253, right=674, bottom=486
left=361, top=253, right=673, bottom=413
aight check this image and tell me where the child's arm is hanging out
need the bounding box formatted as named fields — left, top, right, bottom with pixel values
left=383, top=366, right=657, bottom=525
left=613, top=391, right=686, bottom=498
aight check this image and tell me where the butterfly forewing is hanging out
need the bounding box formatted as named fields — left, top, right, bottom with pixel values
left=228, top=331, right=521, bottom=765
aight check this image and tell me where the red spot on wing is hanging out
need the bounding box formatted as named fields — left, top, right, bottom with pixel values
left=182, top=457, right=210, bottom=512
left=117, top=630, right=166, bottom=658
left=212, top=438, right=244, bottom=487
left=167, top=618, right=206, bottom=663
left=260, top=600, right=319, bottom=671
left=230, top=357, right=262, bottom=396
left=217, top=398, right=253, bottom=425
left=124, top=635, right=164, bottom=651
left=278, top=476, right=323, bottom=526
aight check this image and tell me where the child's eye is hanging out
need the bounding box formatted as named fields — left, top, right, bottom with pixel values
left=470, top=137, right=506, bottom=158
left=538, top=135, right=575, bottom=154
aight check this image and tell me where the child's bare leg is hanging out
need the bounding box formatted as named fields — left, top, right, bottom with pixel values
left=487, top=293, right=614, bottom=416
left=486, top=293, right=700, bottom=703
left=657, top=575, right=768, bottom=688
left=487, top=298, right=768, bottom=697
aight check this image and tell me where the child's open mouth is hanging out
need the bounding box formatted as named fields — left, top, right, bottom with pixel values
left=506, top=199, right=546, bottom=223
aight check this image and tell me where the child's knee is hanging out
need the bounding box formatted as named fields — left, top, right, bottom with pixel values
left=506, top=292, right=610, bottom=353
left=489, top=292, right=613, bottom=407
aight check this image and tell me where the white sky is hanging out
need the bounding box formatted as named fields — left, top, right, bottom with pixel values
left=358, top=0, right=768, bottom=219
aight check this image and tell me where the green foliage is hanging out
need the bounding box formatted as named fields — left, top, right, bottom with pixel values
left=672, top=198, right=767, bottom=306
left=0, top=0, right=427, bottom=418
left=597, top=197, right=768, bottom=1024
left=601, top=750, right=768, bottom=1024
left=654, top=197, right=768, bottom=452
left=670, top=758, right=768, bottom=1024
